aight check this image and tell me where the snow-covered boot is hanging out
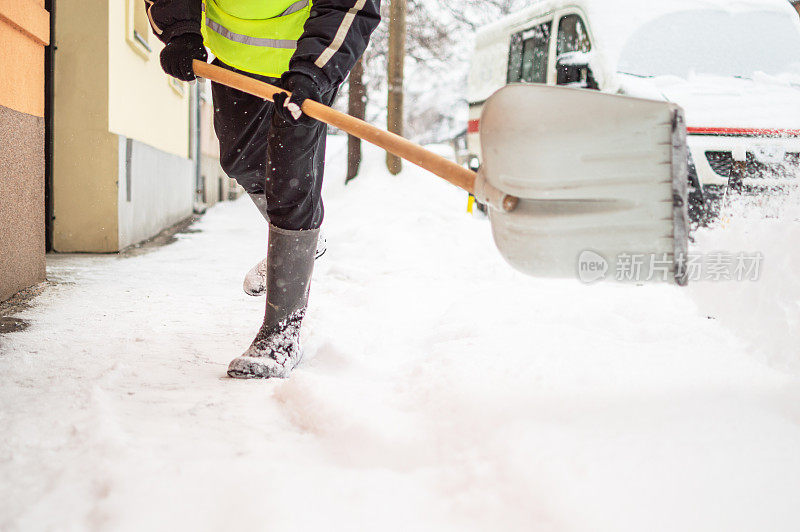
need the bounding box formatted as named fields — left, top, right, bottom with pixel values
left=243, top=193, right=326, bottom=296
left=228, top=224, right=319, bottom=379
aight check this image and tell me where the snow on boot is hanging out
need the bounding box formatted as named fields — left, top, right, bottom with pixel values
left=228, top=224, right=319, bottom=379
left=242, top=258, right=268, bottom=297
left=243, top=231, right=326, bottom=296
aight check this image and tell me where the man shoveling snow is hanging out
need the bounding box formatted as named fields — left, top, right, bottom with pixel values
left=146, top=0, right=380, bottom=378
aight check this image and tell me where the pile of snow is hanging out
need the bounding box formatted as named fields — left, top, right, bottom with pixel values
left=2, top=137, right=800, bottom=531
left=689, top=192, right=800, bottom=370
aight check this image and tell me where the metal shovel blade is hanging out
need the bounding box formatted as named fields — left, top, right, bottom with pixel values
left=479, top=84, right=689, bottom=285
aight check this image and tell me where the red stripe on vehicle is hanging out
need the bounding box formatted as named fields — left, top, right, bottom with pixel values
left=687, top=127, right=800, bottom=137
left=468, top=119, right=480, bottom=134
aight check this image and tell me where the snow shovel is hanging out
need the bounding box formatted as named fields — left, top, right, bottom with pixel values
left=193, top=61, right=689, bottom=286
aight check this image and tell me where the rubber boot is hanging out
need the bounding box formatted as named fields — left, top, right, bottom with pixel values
left=228, top=224, right=319, bottom=379
left=243, top=193, right=326, bottom=297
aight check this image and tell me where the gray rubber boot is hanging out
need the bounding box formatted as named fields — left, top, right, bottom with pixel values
left=228, top=224, right=319, bottom=379
left=242, top=192, right=328, bottom=297
left=243, top=192, right=325, bottom=297
left=242, top=234, right=327, bottom=296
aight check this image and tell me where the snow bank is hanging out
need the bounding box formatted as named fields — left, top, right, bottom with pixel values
left=689, top=193, right=800, bottom=370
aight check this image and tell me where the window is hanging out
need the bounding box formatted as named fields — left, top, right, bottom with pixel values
left=507, top=22, right=551, bottom=84
left=168, top=76, right=185, bottom=96
left=556, top=14, right=591, bottom=57
left=127, top=0, right=152, bottom=57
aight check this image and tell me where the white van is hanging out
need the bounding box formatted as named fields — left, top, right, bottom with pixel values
left=466, top=0, right=800, bottom=220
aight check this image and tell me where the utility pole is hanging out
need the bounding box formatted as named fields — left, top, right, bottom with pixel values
left=346, top=57, right=366, bottom=183
left=386, top=0, right=406, bottom=175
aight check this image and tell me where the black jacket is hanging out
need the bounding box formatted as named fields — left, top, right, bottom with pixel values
left=144, top=0, right=380, bottom=92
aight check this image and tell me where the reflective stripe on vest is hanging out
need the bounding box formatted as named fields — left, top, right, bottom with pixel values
left=201, top=0, right=312, bottom=78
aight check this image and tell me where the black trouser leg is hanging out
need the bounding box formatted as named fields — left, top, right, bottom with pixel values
left=210, top=59, right=335, bottom=231
left=265, top=111, right=328, bottom=230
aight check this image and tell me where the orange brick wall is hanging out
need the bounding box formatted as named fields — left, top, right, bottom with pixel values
left=0, top=0, right=49, bottom=117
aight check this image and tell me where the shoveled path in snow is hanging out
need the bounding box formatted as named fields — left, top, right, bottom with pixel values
left=2, top=140, right=800, bottom=531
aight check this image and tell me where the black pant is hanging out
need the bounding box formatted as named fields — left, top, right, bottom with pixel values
left=210, top=59, right=335, bottom=231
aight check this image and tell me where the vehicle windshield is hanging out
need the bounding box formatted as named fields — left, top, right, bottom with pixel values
left=617, top=10, right=800, bottom=79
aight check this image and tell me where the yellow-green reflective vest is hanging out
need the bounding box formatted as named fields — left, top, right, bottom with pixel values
left=201, top=0, right=312, bottom=77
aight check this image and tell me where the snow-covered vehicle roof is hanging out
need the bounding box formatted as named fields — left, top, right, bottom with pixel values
left=478, top=0, right=798, bottom=39
left=475, top=0, right=800, bottom=84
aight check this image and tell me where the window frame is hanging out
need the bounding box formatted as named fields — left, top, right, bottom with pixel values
left=126, top=0, right=152, bottom=59
left=556, top=13, right=592, bottom=58
left=550, top=8, right=596, bottom=85
left=168, top=76, right=186, bottom=97
left=506, top=11, right=555, bottom=85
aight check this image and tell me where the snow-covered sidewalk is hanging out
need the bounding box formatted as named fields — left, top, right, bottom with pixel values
left=2, top=139, right=800, bottom=531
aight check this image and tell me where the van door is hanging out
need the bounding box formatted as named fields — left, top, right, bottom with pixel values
left=554, top=13, right=598, bottom=89
left=507, top=21, right=552, bottom=85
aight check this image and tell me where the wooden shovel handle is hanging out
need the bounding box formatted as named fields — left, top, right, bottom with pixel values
left=193, top=60, right=479, bottom=194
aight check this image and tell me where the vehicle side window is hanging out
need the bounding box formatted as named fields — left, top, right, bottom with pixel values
left=557, top=14, right=591, bottom=56
left=507, top=22, right=551, bottom=84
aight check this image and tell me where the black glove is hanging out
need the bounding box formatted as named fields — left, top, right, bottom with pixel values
left=272, top=72, right=321, bottom=127
left=160, top=33, right=207, bottom=81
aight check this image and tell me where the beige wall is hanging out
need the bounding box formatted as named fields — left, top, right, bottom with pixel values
left=198, top=81, right=243, bottom=205
left=108, top=0, right=191, bottom=158
left=52, top=0, right=119, bottom=252
left=0, top=0, right=49, bottom=301
left=109, top=0, right=195, bottom=248
left=53, top=0, right=194, bottom=253
left=199, top=81, right=220, bottom=160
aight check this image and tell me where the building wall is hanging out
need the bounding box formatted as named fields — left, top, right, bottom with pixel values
left=52, top=0, right=119, bottom=252
left=107, top=0, right=191, bottom=158
left=0, top=0, right=49, bottom=301
left=199, top=84, right=242, bottom=205
left=109, top=0, right=194, bottom=247
left=200, top=154, right=238, bottom=204
left=53, top=0, right=194, bottom=253
left=0, top=0, right=48, bottom=115
left=117, top=137, right=194, bottom=248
